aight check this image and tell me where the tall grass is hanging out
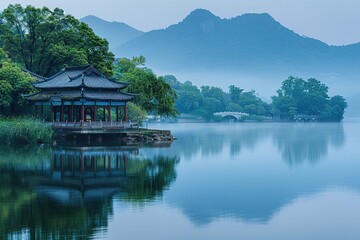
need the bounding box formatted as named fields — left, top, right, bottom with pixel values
left=0, top=117, right=54, bottom=146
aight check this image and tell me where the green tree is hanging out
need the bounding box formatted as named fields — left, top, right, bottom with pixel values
left=272, top=76, right=347, bottom=121
left=229, top=85, right=244, bottom=103
left=127, top=102, right=147, bottom=124
left=201, top=86, right=227, bottom=104
left=0, top=4, right=114, bottom=77
left=175, top=84, right=202, bottom=113
left=163, top=75, right=181, bottom=90
left=0, top=62, right=35, bottom=115
left=226, top=102, right=243, bottom=112
left=279, top=76, right=306, bottom=99
left=0, top=80, right=12, bottom=114
left=114, top=57, right=178, bottom=117
left=271, top=94, right=296, bottom=118
left=0, top=48, right=8, bottom=63
left=320, top=95, right=347, bottom=122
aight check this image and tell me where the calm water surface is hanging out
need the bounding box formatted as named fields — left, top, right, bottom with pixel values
left=1, top=122, right=360, bottom=239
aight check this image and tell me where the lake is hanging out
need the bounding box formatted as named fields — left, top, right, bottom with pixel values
left=1, top=122, right=360, bottom=240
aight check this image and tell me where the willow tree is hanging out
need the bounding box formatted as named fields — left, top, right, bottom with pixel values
left=0, top=4, right=114, bottom=77
left=114, top=56, right=178, bottom=117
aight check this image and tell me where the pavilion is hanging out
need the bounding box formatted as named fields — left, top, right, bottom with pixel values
left=25, top=65, right=136, bottom=123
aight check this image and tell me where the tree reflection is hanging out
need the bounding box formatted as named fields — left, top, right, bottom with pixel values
left=169, top=124, right=271, bottom=158
left=0, top=145, right=179, bottom=239
left=168, top=123, right=345, bottom=165
left=273, top=123, right=345, bottom=165
left=122, top=155, right=179, bottom=202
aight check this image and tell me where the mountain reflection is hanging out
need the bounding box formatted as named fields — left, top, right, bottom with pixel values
left=164, top=123, right=348, bottom=226
left=0, top=145, right=179, bottom=239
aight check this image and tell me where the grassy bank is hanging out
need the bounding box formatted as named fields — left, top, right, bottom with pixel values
left=0, top=117, right=54, bottom=146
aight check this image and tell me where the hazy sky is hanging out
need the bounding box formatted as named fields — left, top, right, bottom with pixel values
left=1, top=0, right=359, bottom=46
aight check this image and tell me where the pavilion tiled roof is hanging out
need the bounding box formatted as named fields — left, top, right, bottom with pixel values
left=29, top=65, right=128, bottom=90
left=25, top=89, right=136, bottom=101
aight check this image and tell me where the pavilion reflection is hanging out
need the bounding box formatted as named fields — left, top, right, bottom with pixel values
left=37, top=146, right=135, bottom=206
left=0, top=145, right=179, bottom=239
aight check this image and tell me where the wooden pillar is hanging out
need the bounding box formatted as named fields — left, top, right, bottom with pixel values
left=61, top=103, right=64, bottom=122
left=94, top=105, right=97, bottom=121
left=69, top=105, right=73, bottom=122
left=60, top=155, right=64, bottom=174
left=52, top=155, right=56, bottom=169
left=108, top=157, right=111, bottom=171
left=107, top=106, right=111, bottom=122
left=50, top=104, right=53, bottom=122
left=123, top=155, right=127, bottom=176
left=71, top=155, right=74, bottom=176
left=81, top=154, right=84, bottom=172
left=68, top=158, right=71, bottom=171
left=123, top=104, right=127, bottom=122
left=92, top=156, right=97, bottom=174
left=41, top=104, right=44, bottom=119
left=81, top=104, right=85, bottom=122
left=116, top=155, right=119, bottom=170
left=103, top=107, right=106, bottom=121
left=35, top=105, right=38, bottom=118
left=116, top=106, right=119, bottom=122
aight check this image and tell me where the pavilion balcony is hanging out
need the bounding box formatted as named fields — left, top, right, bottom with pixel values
left=51, top=120, right=140, bottom=134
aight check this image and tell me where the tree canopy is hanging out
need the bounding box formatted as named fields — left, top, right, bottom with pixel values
left=0, top=48, right=35, bottom=115
left=114, top=56, right=178, bottom=117
left=0, top=4, right=114, bottom=77
left=271, top=76, right=347, bottom=121
left=164, top=75, right=271, bottom=120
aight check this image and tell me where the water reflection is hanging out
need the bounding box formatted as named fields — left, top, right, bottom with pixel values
left=167, top=123, right=345, bottom=164
left=272, top=123, right=345, bottom=165
left=0, top=123, right=355, bottom=240
left=167, top=124, right=271, bottom=159
left=164, top=123, right=350, bottom=226
left=0, top=145, right=178, bottom=239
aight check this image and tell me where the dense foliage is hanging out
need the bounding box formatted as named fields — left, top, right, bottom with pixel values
left=272, top=76, right=347, bottom=121
left=126, top=102, right=147, bottom=123
left=0, top=4, right=114, bottom=77
left=164, top=75, right=271, bottom=120
left=0, top=49, right=35, bottom=115
left=114, top=56, right=178, bottom=117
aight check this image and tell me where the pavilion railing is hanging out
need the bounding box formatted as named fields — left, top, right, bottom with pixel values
left=51, top=120, right=139, bottom=129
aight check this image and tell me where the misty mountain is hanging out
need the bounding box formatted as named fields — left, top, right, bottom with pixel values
left=115, top=9, right=360, bottom=76
left=81, top=15, right=144, bottom=52
left=85, top=10, right=360, bottom=116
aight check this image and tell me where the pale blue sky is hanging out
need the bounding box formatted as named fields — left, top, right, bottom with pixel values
left=1, top=0, right=359, bottom=46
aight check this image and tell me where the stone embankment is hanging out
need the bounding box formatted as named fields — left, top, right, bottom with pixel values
left=54, top=127, right=175, bottom=146
left=122, top=129, right=175, bottom=143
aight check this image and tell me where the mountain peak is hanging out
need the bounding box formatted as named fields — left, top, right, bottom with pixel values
left=232, top=12, right=277, bottom=24
left=183, top=9, right=219, bottom=23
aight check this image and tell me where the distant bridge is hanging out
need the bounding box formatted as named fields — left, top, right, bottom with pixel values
left=214, top=111, right=249, bottom=120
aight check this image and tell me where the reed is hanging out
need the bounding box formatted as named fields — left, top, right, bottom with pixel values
left=0, top=117, right=54, bottom=145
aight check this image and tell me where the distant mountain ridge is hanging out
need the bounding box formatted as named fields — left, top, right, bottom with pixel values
left=112, top=9, right=360, bottom=75
left=83, top=9, right=360, bottom=117
left=80, top=15, right=144, bottom=52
